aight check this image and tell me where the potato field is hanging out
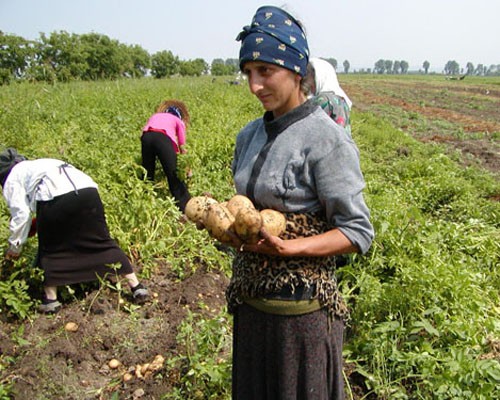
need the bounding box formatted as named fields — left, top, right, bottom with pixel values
left=0, top=75, right=499, bottom=399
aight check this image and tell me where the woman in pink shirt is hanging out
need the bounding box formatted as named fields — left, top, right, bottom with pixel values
left=141, top=99, right=191, bottom=212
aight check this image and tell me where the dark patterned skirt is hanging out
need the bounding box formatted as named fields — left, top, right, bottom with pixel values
left=232, top=303, right=345, bottom=400
left=36, top=187, right=133, bottom=286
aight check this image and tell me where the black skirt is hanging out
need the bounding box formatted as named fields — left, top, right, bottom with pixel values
left=232, top=303, right=345, bottom=400
left=36, top=187, right=133, bottom=286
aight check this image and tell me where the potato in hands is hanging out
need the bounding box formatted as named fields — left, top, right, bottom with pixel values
left=185, top=194, right=286, bottom=244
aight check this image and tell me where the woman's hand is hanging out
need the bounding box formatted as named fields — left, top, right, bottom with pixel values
left=5, top=246, right=21, bottom=261
left=240, top=228, right=359, bottom=258
left=238, top=228, right=290, bottom=256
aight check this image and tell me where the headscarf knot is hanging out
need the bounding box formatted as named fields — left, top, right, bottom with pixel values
left=235, top=25, right=252, bottom=42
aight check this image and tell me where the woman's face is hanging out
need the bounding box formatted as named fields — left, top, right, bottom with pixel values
left=242, top=61, right=304, bottom=118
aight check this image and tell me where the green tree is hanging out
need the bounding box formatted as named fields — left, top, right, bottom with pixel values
left=210, top=58, right=238, bottom=76
left=79, top=33, right=123, bottom=80
left=466, top=62, right=474, bottom=75
left=343, top=59, right=350, bottom=74
left=211, top=58, right=232, bottom=76
left=0, top=32, right=33, bottom=83
left=422, top=60, right=430, bottom=74
left=384, top=60, right=393, bottom=74
left=474, top=64, right=484, bottom=76
left=180, top=58, right=208, bottom=76
left=374, top=59, right=385, bottom=74
left=151, top=50, right=179, bottom=78
left=225, top=58, right=239, bottom=74
left=400, top=60, right=409, bottom=74
left=195, top=58, right=209, bottom=75
left=444, top=60, right=460, bottom=75
left=487, top=64, right=500, bottom=76
left=33, top=31, right=87, bottom=82
left=326, top=58, right=338, bottom=70
left=120, top=44, right=151, bottom=78
left=393, top=60, right=401, bottom=74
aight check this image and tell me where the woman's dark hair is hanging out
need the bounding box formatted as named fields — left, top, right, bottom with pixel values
left=0, top=148, right=26, bottom=187
left=301, top=63, right=316, bottom=97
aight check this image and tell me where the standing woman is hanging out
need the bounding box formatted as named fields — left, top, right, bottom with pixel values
left=0, top=148, right=149, bottom=314
left=305, top=57, right=353, bottom=136
left=227, top=6, right=374, bottom=399
left=141, top=99, right=191, bottom=212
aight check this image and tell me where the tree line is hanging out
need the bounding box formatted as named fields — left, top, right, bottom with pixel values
left=0, top=31, right=241, bottom=84
left=1, top=31, right=499, bottom=85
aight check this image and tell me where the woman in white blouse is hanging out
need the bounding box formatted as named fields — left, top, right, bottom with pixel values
left=0, top=148, right=148, bottom=314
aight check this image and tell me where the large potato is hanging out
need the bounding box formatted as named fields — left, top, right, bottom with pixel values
left=204, top=203, right=235, bottom=243
left=185, top=196, right=218, bottom=224
left=234, top=207, right=263, bottom=244
left=226, top=194, right=255, bottom=216
left=260, top=209, right=286, bottom=237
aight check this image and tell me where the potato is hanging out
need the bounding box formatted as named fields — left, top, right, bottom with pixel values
left=234, top=207, right=263, bottom=244
left=260, top=209, right=287, bottom=237
left=150, top=355, right=165, bottom=371
left=123, top=372, right=133, bottom=382
left=203, top=203, right=235, bottom=243
left=141, top=363, right=151, bottom=375
left=227, top=194, right=255, bottom=216
left=64, top=322, right=79, bottom=332
left=185, top=196, right=218, bottom=224
left=108, top=359, right=121, bottom=369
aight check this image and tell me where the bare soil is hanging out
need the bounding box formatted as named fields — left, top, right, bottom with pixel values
left=1, top=76, right=498, bottom=400
left=0, top=263, right=230, bottom=399
left=345, top=78, right=500, bottom=177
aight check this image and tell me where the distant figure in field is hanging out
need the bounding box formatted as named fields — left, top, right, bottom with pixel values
left=305, top=57, right=353, bottom=136
left=0, top=148, right=149, bottom=314
left=141, top=99, right=191, bottom=213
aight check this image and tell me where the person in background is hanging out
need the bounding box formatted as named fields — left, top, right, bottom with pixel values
left=0, top=148, right=149, bottom=314
left=227, top=6, right=374, bottom=399
left=141, top=99, right=191, bottom=213
left=305, top=57, right=353, bottom=136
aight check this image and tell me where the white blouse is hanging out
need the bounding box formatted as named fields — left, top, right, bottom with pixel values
left=2, top=159, right=98, bottom=251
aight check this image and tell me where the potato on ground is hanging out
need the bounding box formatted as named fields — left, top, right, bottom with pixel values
left=203, top=203, right=235, bottom=243
left=260, top=209, right=287, bottom=237
left=234, top=207, right=263, bottom=244
left=185, top=195, right=218, bottom=224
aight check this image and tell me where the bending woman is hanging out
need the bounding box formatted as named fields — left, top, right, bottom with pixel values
left=141, top=99, right=191, bottom=212
left=1, top=148, right=149, bottom=314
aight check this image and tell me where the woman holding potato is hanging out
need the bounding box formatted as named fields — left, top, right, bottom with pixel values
left=0, top=148, right=149, bottom=314
left=227, top=6, right=374, bottom=399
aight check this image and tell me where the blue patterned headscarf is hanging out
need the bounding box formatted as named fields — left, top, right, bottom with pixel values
left=236, top=6, right=309, bottom=77
left=166, top=106, right=182, bottom=120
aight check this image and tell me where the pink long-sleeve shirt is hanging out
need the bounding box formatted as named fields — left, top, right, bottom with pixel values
left=142, top=113, right=186, bottom=153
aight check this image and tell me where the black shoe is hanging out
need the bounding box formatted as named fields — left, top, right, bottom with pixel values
left=131, top=283, right=149, bottom=304
left=39, top=298, right=62, bottom=314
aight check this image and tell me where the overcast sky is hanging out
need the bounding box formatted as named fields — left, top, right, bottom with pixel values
left=1, top=0, right=499, bottom=72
